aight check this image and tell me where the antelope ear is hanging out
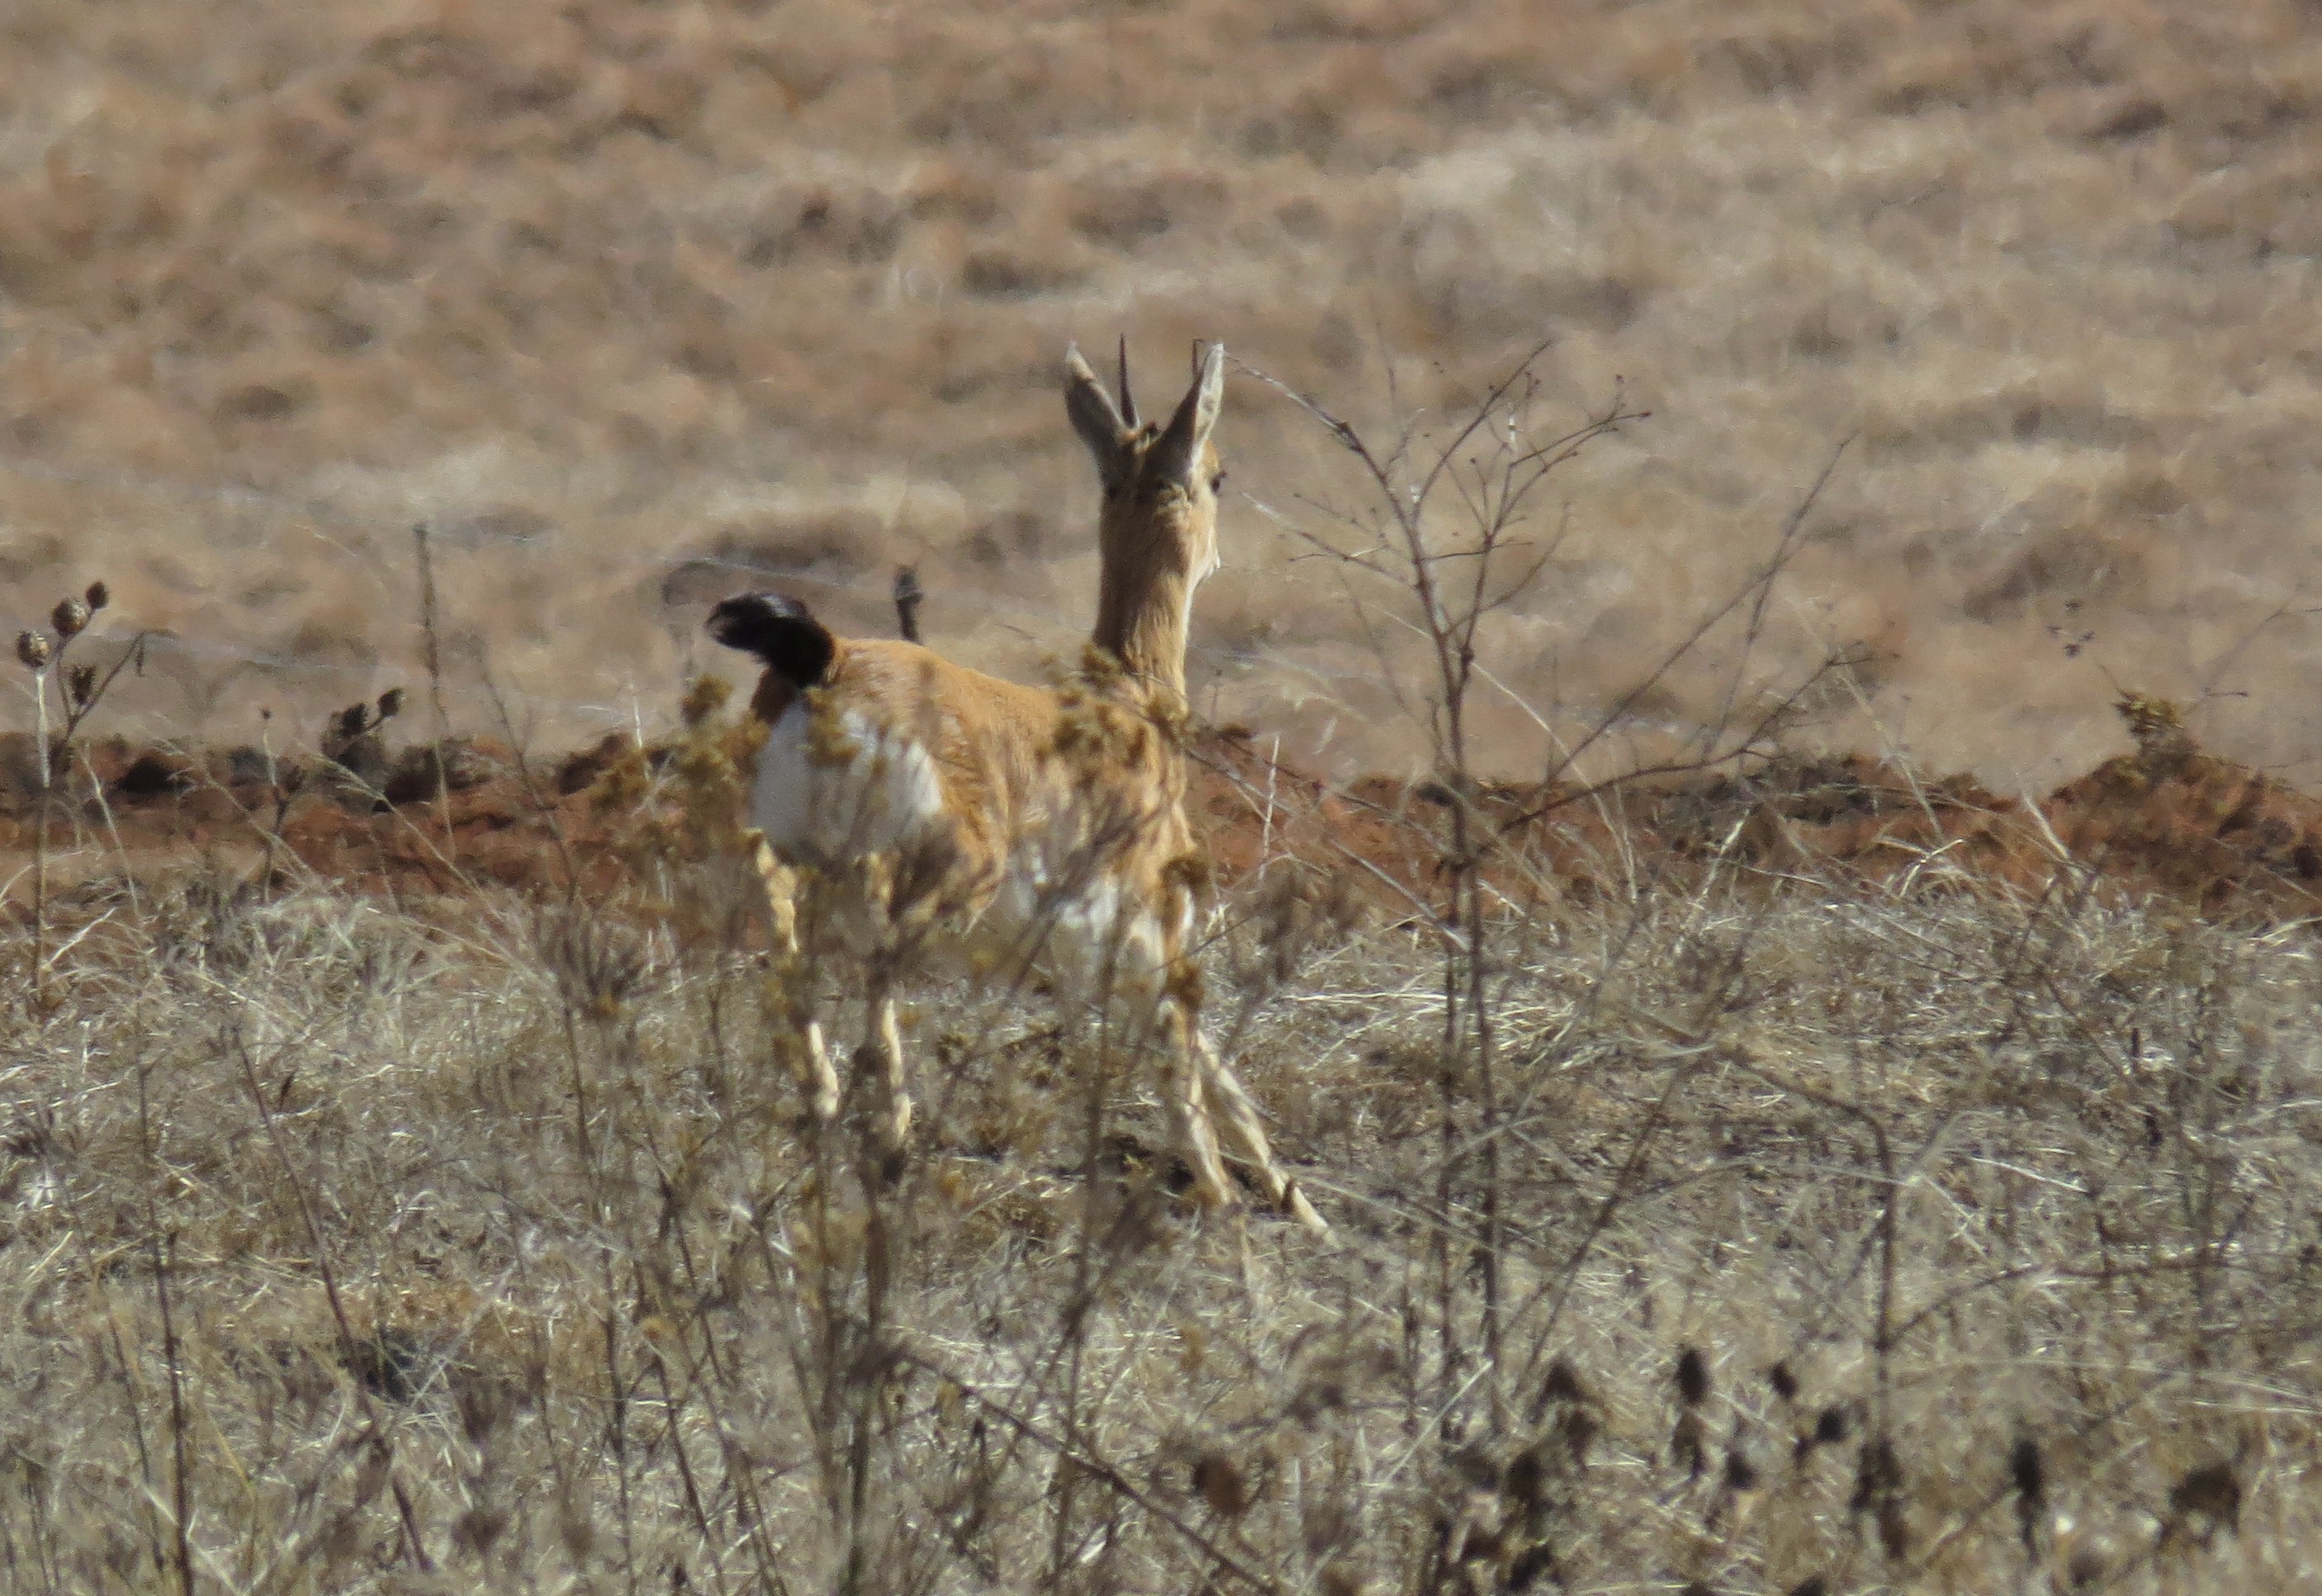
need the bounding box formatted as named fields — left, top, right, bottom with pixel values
left=1151, top=341, right=1225, bottom=487
left=1064, top=343, right=1132, bottom=483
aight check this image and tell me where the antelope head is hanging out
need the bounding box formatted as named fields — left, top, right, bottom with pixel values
left=1065, top=339, right=1228, bottom=700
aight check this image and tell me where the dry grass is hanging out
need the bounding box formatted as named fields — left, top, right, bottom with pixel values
left=3, top=0, right=2321, bottom=784
left=1, top=826, right=2316, bottom=1592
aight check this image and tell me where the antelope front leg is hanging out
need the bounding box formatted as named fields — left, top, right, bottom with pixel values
left=1160, top=1025, right=1238, bottom=1215
left=803, top=1020, right=841, bottom=1121
left=752, top=831, right=842, bottom=1120
left=857, top=981, right=912, bottom=1150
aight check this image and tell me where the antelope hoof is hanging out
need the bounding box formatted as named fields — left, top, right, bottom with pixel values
left=1282, top=1181, right=1329, bottom=1235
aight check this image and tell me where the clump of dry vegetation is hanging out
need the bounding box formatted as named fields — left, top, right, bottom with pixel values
left=2, top=791, right=2315, bottom=1593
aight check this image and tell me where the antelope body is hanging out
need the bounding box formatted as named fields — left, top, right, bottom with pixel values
left=709, top=343, right=1324, bottom=1232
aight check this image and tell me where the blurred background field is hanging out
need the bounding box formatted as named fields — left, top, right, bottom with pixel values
left=4, top=0, right=2321, bottom=786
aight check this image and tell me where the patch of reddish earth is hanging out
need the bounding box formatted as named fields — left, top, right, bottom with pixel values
left=7, top=728, right=2322, bottom=926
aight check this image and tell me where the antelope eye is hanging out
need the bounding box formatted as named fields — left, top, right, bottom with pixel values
left=1209, top=470, right=1227, bottom=493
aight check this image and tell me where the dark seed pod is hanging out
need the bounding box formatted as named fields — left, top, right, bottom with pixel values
left=84, top=580, right=110, bottom=611
left=1192, top=1454, right=1252, bottom=1519
left=2168, top=1460, right=2240, bottom=1534
left=1675, top=1347, right=1710, bottom=1407
left=50, top=597, right=89, bottom=637
left=1768, top=1362, right=1798, bottom=1401
left=377, top=687, right=406, bottom=721
left=1671, top=1411, right=1705, bottom=1481
left=1532, top=1357, right=1588, bottom=1403
left=16, top=631, right=50, bottom=670
left=68, top=664, right=97, bottom=708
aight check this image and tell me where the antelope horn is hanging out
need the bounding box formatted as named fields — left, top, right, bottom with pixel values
left=1117, top=334, right=1140, bottom=431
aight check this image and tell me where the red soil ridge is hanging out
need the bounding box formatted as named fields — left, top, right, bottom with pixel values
left=5, top=725, right=2320, bottom=923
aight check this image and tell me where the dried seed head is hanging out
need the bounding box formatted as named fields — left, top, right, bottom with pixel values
left=1851, top=1433, right=1903, bottom=1517
left=1768, top=1362, right=1798, bottom=1401
left=1192, top=1453, right=1252, bottom=1519
left=1877, top=1499, right=1911, bottom=1560
left=377, top=687, right=405, bottom=721
left=1722, top=1447, right=1760, bottom=1492
left=451, top=1508, right=509, bottom=1558
left=1503, top=1446, right=1546, bottom=1509
left=455, top=1371, right=514, bottom=1446
left=1536, top=1357, right=1584, bottom=1413
left=68, top=664, right=96, bottom=708
left=2009, top=1437, right=2044, bottom=1504
left=1555, top=1404, right=1598, bottom=1465
left=1813, top=1404, right=1850, bottom=1447
left=335, top=702, right=371, bottom=741
left=680, top=672, right=732, bottom=728
left=1670, top=1411, right=1705, bottom=1481
left=540, top=908, right=651, bottom=1021
left=50, top=597, right=89, bottom=637
left=1789, top=1579, right=1829, bottom=1596
left=84, top=580, right=109, bottom=612
left=1506, top=1544, right=1557, bottom=1594
left=16, top=631, right=50, bottom=670
left=1675, top=1347, right=1709, bottom=1407
left=2012, top=1436, right=2045, bottom=1549
left=2064, top=1536, right=2111, bottom=1589
left=2168, top=1460, right=2241, bottom=1533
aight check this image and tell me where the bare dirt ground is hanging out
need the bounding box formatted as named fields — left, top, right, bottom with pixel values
left=4, top=0, right=2322, bottom=788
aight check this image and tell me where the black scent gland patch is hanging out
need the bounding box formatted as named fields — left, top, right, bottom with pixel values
left=707, top=591, right=836, bottom=689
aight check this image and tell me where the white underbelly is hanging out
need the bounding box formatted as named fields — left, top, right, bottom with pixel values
left=751, top=702, right=950, bottom=864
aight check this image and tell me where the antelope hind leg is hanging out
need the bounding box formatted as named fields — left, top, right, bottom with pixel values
left=1192, top=1030, right=1328, bottom=1234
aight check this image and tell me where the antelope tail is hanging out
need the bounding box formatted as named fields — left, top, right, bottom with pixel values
left=707, top=592, right=837, bottom=689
